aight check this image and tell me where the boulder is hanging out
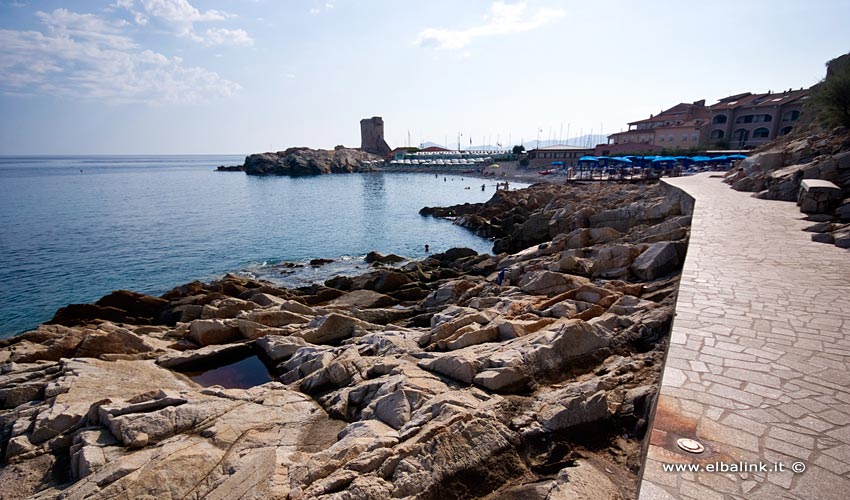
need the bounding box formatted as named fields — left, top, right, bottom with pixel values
left=248, top=293, right=286, bottom=307
left=254, top=335, right=308, bottom=362
left=433, top=247, right=478, bottom=262
left=421, top=279, right=476, bottom=309
left=539, top=390, right=610, bottom=431
left=189, top=319, right=240, bottom=346
left=364, top=251, right=405, bottom=264
left=519, top=271, right=590, bottom=297
left=371, top=271, right=412, bottom=293
left=630, top=242, right=681, bottom=281
left=75, top=328, right=157, bottom=359
left=238, top=309, right=310, bottom=327
left=330, top=290, right=396, bottom=309
left=302, top=314, right=376, bottom=344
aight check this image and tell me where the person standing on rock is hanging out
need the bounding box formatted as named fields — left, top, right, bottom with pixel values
left=496, top=269, right=506, bottom=286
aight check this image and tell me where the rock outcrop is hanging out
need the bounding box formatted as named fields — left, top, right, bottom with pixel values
left=243, top=146, right=382, bottom=176
left=0, top=182, right=690, bottom=499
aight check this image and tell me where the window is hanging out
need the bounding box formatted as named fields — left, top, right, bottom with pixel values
left=712, top=115, right=727, bottom=124
left=710, top=129, right=725, bottom=139
left=681, top=134, right=688, bottom=141
left=668, top=135, right=673, bottom=142
left=763, top=114, right=773, bottom=122
left=752, top=127, right=770, bottom=139
left=780, top=126, right=793, bottom=136
left=691, top=133, right=699, bottom=141
left=659, top=135, right=665, bottom=142
left=782, top=110, right=801, bottom=121
left=736, top=115, right=755, bottom=124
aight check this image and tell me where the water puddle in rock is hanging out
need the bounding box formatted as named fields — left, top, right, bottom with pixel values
left=184, top=354, right=273, bottom=389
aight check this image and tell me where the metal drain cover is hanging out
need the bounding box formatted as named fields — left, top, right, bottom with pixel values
left=676, top=438, right=705, bottom=453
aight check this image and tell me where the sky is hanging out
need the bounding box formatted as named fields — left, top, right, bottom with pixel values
left=0, top=0, right=848, bottom=155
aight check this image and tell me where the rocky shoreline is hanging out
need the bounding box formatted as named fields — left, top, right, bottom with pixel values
left=0, top=182, right=691, bottom=499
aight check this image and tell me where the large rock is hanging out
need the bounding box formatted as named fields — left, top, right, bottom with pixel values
left=519, top=270, right=590, bottom=296
left=630, top=242, right=681, bottom=280
left=189, top=319, right=240, bottom=346
left=75, top=327, right=157, bottom=358
left=301, top=313, right=376, bottom=344
left=254, top=335, right=308, bottom=362
left=330, top=289, right=396, bottom=309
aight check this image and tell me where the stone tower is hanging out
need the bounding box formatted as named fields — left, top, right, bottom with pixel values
left=360, top=116, right=392, bottom=157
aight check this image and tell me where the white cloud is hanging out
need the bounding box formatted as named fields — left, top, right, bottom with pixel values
left=116, top=0, right=253, bottom=46
left=309, top=1, right=334, bottom=15
left=417, top=1, right=565, bottom=50
left=0, top=8, right=240, bottom=104
left=117, top=0, right=228, bottom=30
left=192, top=27, right=253, bottom=47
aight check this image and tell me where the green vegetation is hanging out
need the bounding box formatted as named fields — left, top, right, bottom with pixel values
left=812, top=54, right=850, bottom=128
left=512, top=144, right=525, bottom=155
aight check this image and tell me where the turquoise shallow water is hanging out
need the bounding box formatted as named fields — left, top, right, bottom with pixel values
left=0, top=156, right=524, bottom=338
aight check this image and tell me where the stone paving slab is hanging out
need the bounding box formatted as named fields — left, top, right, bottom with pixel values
left=638, top=174, right=850, bottom=500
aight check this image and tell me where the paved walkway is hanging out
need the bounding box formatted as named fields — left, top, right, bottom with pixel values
left=639, top=174, right=850, bottom=500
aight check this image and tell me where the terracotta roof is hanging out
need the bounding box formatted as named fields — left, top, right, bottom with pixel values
left=628, top=102, right=709, bottom=125
left=710, top=89, right=809, bottom=110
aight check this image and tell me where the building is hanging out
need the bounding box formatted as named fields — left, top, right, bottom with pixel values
left=606, top=100, right=709, bottom=152
left=705, top=89, right=809, bottom=148
left=606, top=89, right=810, bottom=152
left=526, top=145, right=594, bottom=167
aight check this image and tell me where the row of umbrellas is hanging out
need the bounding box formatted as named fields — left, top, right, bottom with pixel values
left=572, top=154, right=747, bottom=166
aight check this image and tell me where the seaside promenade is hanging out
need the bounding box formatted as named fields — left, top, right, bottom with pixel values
left=639, top=173, right=850, bottom=499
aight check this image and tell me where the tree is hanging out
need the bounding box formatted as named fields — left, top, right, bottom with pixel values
left=812, top=54, right=850, bottom=128
left=512, top=144, right=525, bottom=155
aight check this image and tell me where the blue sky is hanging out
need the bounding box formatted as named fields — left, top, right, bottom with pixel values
left=0, top=0, right=848, bottom=154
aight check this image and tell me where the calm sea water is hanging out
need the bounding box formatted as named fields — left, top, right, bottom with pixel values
left=0, top=156, right=524, bottom=338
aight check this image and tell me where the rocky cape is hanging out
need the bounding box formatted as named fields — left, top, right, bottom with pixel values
left=243, top=147, right=383, bottom=176
left=0, top=182, right=692, bottom=499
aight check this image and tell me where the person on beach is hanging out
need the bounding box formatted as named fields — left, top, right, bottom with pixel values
left=481, top=184, right=485, bottom=191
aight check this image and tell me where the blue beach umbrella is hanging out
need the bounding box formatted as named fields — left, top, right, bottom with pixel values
left=692, top=156, right=712, bottom=162
left=726, top=154, right=747, bottom=159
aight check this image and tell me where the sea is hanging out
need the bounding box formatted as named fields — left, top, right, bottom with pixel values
left=0, top=155, right=526, bottom=338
